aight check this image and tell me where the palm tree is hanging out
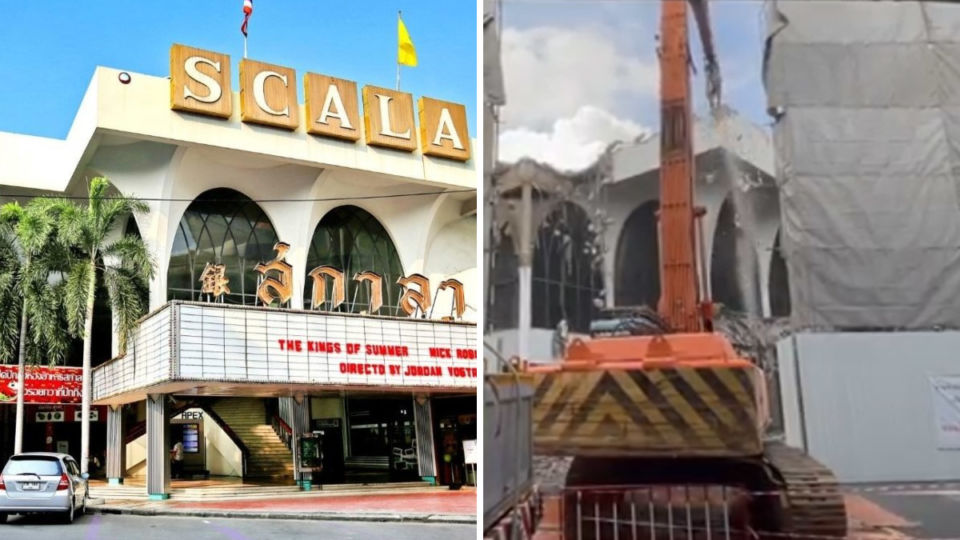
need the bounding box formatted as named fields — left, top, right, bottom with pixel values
left=0, top=199, right=72, bottom=454
left=58, top=178, right=154, bottom=473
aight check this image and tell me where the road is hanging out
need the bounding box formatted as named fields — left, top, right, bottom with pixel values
left=1, top=513, right=475, bottom=539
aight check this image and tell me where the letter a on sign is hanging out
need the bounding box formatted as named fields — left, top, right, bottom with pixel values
left=305, top=73, right=360, bottom=142
left=418, top=97, right=471, bottom=161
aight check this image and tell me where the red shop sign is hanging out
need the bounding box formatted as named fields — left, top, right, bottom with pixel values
left=0, top=365, right=82, bottom=405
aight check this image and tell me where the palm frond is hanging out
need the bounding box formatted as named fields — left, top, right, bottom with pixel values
left=103, top=267, right=146, bottom=355
left=64, top=262, right=93, bottom=338
left=102, top=234, right=155, bottom=281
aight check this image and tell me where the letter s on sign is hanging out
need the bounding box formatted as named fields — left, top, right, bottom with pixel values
left=184, top=56, right=223, bottom=104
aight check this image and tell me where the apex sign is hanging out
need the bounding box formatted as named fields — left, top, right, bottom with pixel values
left=169, top=44, right=471, bottom=162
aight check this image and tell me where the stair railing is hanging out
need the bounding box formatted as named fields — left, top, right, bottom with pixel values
left=123, top=400, right=195, bottom=444
left=271, top=413, right=294, bottom=450
left=203, top=405, right=251, bottom=478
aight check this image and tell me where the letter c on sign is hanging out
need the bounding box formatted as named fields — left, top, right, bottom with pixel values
left=184, top=56, right=222, bottom=104
left=253, top=70, right=289, bottom=116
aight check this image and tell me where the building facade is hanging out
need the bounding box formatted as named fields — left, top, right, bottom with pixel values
left=0, top=45, right=478, bottom=497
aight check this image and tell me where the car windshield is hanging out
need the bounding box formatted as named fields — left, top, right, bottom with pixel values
left=3, top=457, right=62, bottom=476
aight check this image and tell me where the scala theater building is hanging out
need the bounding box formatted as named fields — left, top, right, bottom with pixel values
left=0, top=44, right=478, bottom=497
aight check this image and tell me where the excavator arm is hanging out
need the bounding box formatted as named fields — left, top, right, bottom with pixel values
left=690, top=0, right=722, bottom=110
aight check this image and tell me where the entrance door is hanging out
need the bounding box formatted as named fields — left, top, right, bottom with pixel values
left=346, top=397, right=418, bottom=482
left=432, top=396, right=476, bottom=487
left=311, top=419, right=344, bottom=484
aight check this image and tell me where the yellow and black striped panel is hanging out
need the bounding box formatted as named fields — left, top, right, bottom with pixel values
left=532, top=366, right=763, bottom=457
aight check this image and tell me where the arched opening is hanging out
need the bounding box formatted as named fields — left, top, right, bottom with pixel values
left=710, top=196, right=762, bottom=314
left=532, top=202, right=603, bottom=333
left=167, top=188, right=280, bottom=305
left=489, top=230, right=519, bottom=330
left=769, top=230, right=791, bottom=317
left=614, top=200, right=660, bottom=308
left=303, top=206, right=404, bottom=315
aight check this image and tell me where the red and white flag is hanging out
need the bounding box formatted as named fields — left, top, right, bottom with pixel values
left=241, top=0, right=253, bottom=37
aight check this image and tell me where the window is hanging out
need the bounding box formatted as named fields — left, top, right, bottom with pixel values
left=532, top=202, right=603, bottom=333
left=4, top=456, right=62, bottom=476
left=304, top=206, right=404, bottom=315
left=167, top=188, right=279, bottom=305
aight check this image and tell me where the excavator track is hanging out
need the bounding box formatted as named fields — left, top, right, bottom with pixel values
left=764, top=442, right=847, bottom=539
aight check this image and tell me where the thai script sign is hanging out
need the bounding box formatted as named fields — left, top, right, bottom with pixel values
left=202, top=242, right=467, bottom=321
left=0, top=366, right=83, bottom=405
left=169, top=44, right=471, bottom=162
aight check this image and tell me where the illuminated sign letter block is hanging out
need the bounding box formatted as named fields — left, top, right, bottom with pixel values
left=418, top=97, right=471, bottom=162
left=361, top=86, right=417, bottom=152
left=239, top=59, right=299, bottom=130
left=254, top=242, right=294, bottom=306
left=353, top=271, right=384, bottom=314
left=437, top=278, right=466, bottom=321
left=305, top=73, right=360, bottom=142
left=308, top=265, right=345, bottom=310
left=170, top=44, right=232, bottom=118
left=396, top=273, right=431, bottom=317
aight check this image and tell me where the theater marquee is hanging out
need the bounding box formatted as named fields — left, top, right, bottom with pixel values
left=168, top=43, right=471, bottom=161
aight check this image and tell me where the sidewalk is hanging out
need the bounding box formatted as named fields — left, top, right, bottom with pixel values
left=88, top=487, right=477, bottom=524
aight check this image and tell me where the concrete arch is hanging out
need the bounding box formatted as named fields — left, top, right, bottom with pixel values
left=614, top=200, right=660, bottom=308
left=301, top=204, right=405, bottom=314
left=769, top=229, right=791, bottom=318
left=532, top=201, right=603, bottom=332
left=710, top=195, right=762, bottom=314
left=166, top=187, right=281, bottom=305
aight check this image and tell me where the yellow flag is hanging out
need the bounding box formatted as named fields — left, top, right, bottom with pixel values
left=398, top=15, right=417, bottom=67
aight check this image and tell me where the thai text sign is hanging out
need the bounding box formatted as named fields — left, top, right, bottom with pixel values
left=0, top=366, right=82, bottom=404
left=178, top=304, right=477, bottom=388
left=930, top=375, right=960, bottom=449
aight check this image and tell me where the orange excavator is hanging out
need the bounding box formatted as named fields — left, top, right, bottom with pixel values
left=526, top=1, right=847, bottom=538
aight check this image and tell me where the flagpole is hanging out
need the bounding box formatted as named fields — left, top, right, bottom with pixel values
left=244, top=35, right=248, bottom=59
left=396, top=10, right=402, bottom=90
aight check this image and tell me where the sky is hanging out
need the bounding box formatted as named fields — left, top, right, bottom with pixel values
left=496, top=0, right=769, bottom=171
left=0, top=1, right=477, bottom=140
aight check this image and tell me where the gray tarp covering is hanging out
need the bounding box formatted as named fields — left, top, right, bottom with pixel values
left=765, top=0, right=960, bottom=329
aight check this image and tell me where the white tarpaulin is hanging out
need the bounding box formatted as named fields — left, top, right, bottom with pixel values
left=929, top=376, right=960, bottom=449
left=765, top=1, right=960, bottom=329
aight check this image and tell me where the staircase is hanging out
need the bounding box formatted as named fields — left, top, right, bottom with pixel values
left=209, top=398, right=294, bottom=480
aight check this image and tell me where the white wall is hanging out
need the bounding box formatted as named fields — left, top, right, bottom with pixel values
left=84, top=142, right=477, bottom=318
left=778, top=331, right=960, bottom=483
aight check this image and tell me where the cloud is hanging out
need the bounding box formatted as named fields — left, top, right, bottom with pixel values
left=499, top=25, right=659, bottom=130
left=499, top=105, right=651, bottom=172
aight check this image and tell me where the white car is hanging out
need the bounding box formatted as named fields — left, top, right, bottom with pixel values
left=0, top=452, right=88, bottom=523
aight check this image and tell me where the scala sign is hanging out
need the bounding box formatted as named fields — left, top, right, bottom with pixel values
left=0, top=366, right=82, bottom=404
left=169, top=44, right=471, bottom=162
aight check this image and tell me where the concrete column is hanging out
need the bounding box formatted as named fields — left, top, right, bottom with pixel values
left=290, top=395, right=311, bottom=484
left=145, top=394, right=170, bottom=499
left=106, top=405, right=125, bottom=485
left=412, top=394, right=437, bottom=483
left=517, top=182, right=533, bottom=361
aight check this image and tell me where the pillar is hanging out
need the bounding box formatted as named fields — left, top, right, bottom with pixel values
left=289, top=395, right=311, bottom=485
left=412, top=394, right=437, bottom=484
left=145, top=394, right=170, bottom=500
left=517, top=182, right=533, bottom=361
left=106, top=405, right=125, bottom=485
